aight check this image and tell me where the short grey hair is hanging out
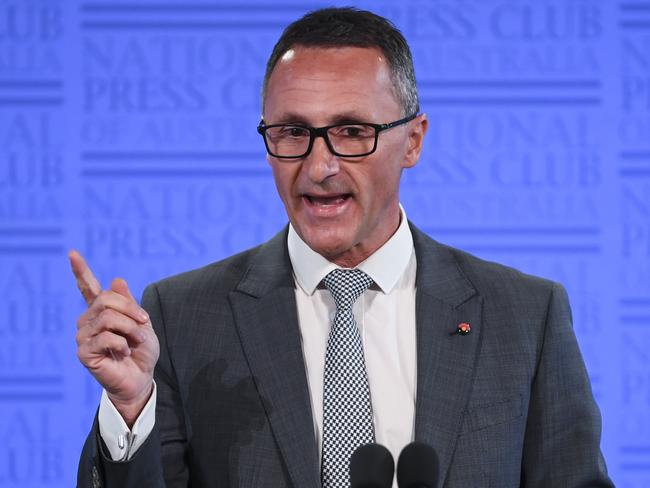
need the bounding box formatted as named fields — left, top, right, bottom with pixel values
left=262, top=7, right=419, bottom=117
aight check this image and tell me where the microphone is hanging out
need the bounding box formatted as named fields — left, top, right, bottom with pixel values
left=396, top=442, right=439, bottom=488
left=350, top=443, right=395, bottom=488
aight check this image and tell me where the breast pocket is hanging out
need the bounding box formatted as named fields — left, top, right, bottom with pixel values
left=459, top=394, right=524, bottom=434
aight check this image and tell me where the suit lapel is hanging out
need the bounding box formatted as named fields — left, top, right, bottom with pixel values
left=411, top=225, right=484, bottom=487
left=229, top=229, right=320, bottom=488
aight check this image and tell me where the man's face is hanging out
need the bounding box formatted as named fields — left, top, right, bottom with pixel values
left=263, top=46, right=427, bottom=267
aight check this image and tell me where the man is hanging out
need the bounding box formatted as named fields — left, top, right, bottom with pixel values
left=73, top=8, right=613, bottom=488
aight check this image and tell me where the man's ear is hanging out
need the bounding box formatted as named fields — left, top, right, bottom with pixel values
left=402, top=113, right=428, bottom=169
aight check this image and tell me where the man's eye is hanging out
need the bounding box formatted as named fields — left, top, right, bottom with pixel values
left=334, top=125, right=371, bottom=137
left=282, top=127, right=309, bottom=137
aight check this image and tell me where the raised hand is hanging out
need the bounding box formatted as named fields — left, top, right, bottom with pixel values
left=70, top=250, right=160, bottom=427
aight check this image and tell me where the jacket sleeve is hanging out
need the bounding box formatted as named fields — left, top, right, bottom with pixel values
left=76, top=283, right=188, bottom=488
left=521, top=282, right=614, bottom=487
left=76, top=413, right=165, bottom=488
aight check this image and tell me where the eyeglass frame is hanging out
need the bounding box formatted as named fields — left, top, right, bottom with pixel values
left=256, top=112, right=419, bottom=159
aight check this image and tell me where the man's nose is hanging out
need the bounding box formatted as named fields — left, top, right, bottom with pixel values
left=304, top=135, right=340, bottom=183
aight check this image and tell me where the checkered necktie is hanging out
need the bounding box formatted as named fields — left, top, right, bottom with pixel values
left=321, top=268, right=375, bottom=488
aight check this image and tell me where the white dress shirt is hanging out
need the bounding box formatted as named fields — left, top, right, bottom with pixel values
left=288, top=211, right=417, bottom=466
left=99, top=208, right=418, bottom=484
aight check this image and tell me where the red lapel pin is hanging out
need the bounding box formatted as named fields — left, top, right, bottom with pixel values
left=456, top=322, right=471, bottom=335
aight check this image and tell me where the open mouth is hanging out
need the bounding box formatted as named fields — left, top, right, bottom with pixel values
left=304, top=194, right=351, bottom=206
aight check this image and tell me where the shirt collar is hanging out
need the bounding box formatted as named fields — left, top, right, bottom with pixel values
left=287, top=205, right=414, bottom=295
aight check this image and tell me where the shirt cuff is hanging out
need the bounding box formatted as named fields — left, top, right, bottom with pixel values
left=98, top=382, right=157, bottom=461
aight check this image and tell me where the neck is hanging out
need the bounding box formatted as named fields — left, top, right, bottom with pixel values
left=328, top=208, right=402, bottom=268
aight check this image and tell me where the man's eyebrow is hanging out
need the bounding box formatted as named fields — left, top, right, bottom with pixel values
left=267, top=111, right=371, bottom=126
left=330, top=113, right=370, bottom=124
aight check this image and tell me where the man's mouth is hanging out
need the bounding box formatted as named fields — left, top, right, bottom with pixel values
left=302, top=193, right=353, bottom=217
left=304, top=194, right=351, bottom=206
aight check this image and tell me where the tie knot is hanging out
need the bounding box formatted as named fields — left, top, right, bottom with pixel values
left=323, top=269, right=373, bottom=310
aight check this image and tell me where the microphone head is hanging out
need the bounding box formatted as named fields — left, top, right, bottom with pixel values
left=396, top=442, right=439, bottom=488
left=350, top=443, right=395, bottom=488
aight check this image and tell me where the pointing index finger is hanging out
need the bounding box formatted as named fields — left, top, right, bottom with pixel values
left=68, top=250, right=102, bottom=306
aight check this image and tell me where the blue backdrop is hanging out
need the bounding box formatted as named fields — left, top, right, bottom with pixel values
left=1, top=0, right=648, bottom=486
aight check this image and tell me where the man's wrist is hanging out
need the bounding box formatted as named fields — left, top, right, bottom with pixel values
left=107, top=383, right=154, bottom=428
left=99, top=382, right=157, bottom=461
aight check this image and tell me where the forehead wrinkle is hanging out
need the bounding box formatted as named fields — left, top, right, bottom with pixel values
left=265, top=85, right=377, bottom=123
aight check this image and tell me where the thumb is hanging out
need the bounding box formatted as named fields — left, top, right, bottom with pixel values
left=111, top=277, right=136, bottom=302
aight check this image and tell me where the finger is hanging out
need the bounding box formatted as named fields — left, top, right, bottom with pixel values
left=87, top=290, right=149, bottom=324
left=110, top=279, right=150, bottom=326
left=79, top=331, right=132, bottom=364
left=68, top=250, right=102, bottom=306
left=92, top=331, right=132, bottom=359
left=77, top=308, right=148, bottom=345
left=111, top=277, right=136, bottom=302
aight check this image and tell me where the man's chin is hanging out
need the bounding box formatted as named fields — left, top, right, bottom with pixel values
left=300, top=228, right=354, bottom=260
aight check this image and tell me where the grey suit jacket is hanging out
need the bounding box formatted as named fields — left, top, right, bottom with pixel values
left=78, top=223, right=613, bottom=487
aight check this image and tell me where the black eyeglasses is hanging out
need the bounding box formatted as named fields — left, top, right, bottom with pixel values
left=257, top=113, right=418, bottom=159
